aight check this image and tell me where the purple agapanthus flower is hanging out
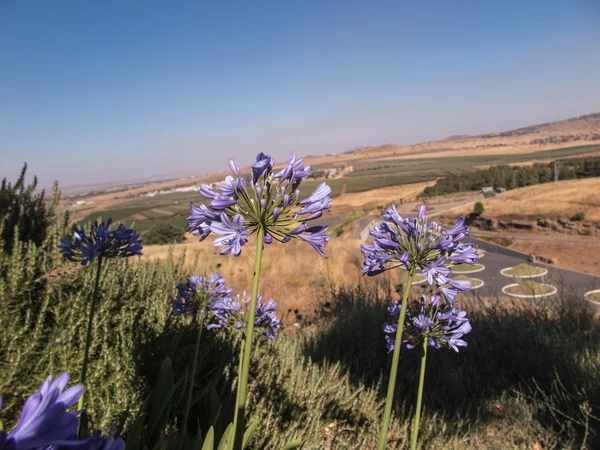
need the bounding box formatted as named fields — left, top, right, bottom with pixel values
left=54, top=427, right=125, bottom=450
left=207, top=291, right=281, bottom=340
left=172, top=273, right=233, bottom=318
left=361, top=204, right=478, bottom=302
left=383, top=294, right=472, bottom=353
left=187, top=152, right=331, bottom=256
left=0, top=373, right=83, bottom=450
left=59, top=219, right=142, bottom=265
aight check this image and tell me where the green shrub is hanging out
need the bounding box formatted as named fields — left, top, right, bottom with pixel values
left=571, top=212, right=585, bottom=221
left=473, top=201, right=485, bottom=216
left=0, top=163, right=60, bottom=252
left=144, top=223, right=186, bottom=245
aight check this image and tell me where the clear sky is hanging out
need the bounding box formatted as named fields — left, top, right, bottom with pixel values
left=1, top=0, right=599, bottom=187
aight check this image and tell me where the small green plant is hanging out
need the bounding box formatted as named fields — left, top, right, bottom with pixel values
left=473, top=201, right=485, bottom=216
left=571, top=212, right=585, bottom=221
left=144, top=223, right=186, bottom=245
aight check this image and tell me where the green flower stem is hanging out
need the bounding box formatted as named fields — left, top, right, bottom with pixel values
left=377, top=267, right=415, bottom=450
left=78, top=255, right=103, bottom=412
left=182, top=314, right=205, bottom=444
left=233, top=227, right=265, bottom=450
left=410, top=336, right=428, bottom=450
left=231, top=339, right=245, bottom=450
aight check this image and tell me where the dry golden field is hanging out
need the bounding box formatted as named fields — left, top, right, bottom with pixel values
left=448, top=178, right=600, bottom=221
left=142, top=237, right=410, bottom=323
left=333, top=180, right=434, bottom=209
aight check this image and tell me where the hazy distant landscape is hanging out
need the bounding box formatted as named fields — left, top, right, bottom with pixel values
left=3, top=3, right=600, bottom=449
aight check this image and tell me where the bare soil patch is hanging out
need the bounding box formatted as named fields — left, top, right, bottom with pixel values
left=509, top=240, right=600, bottom=276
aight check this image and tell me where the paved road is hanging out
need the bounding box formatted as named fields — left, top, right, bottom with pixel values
left=467, top=248, right=600, bottom=297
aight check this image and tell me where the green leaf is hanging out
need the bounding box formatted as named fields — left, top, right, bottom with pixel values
left=217, top=423, right=233, bottom=450
left=125, top=412, right=147, bottom=450
left=148, top=357, right=175, bottom=436
left=280, top=439, right=303, bottom=450
left=201, top=427, right=215, bottom=450
left=209, top=387, right=222, bottom=427
left=242, top=419, right=259, bottom=449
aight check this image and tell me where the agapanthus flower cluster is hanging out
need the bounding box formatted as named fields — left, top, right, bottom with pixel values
left=361, top=205, right=478, bottom=302
left=207, top=291, right=281, bottom=340
left=383, top=294, right=472, bottom=353
left=59, top=219, right=142, bottom=265
left=187, top=152, right=332, bottom=256
left=172, top=272, right=233, bottom=317
left=0, top=373, right=125, bottom=450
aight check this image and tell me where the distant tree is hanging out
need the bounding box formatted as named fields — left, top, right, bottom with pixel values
left=571, top=212, right=585, bottom=221
left=473, top=202, right=485, bottom=216
left=0, top=163, right=59, bottom=252
left=144, top=223, right=186, bottom=245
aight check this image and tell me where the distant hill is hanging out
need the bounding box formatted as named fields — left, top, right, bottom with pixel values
left=305, top=112, right=600, bottom=167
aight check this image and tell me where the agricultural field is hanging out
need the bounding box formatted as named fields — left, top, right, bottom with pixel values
left=77, top=144, right=600, bottom=238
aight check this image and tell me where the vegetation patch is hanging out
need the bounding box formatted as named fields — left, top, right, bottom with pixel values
left=479, top=235, right=513, bottom=247
left=502, top=263, right=546, bottom=278
left=503, top=281, right=556, bottom=297
left=450, top=263, right=485, bottom=273
left=585, top=290, right=600, bottom=304
left=419, top=152, right=600, bottom=198
left=143, top=223, right=186, bottom=245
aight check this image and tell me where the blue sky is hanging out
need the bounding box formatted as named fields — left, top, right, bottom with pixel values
left=1, top=0, right=599, bottom=187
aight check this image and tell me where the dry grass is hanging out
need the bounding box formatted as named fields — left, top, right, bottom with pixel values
left=333, top=181, right=434, bottom=208
left=447, top=178, right=600, bottom=221
left=142, top=237, right=407, bottom=322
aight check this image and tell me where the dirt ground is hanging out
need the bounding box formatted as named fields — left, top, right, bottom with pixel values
left=509, top=239, right=600, bottom=276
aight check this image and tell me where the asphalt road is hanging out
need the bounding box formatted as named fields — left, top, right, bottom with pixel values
left=468, top=249, right=599, bottom=296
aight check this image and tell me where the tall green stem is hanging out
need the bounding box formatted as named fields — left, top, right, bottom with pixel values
left=377, top=267, right=415, bottom=450
left=231, top=340, right=246, bottom=450
left=410, top=336, right=428, bottom=450
left=233, top=227, right=265, bottom=450
left=182, top=315, right=205, bottom=443
left=78, top=255, right=103, bottom=412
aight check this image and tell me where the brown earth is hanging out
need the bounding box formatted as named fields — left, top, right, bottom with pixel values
left=508, top=240, right=600, bottom=276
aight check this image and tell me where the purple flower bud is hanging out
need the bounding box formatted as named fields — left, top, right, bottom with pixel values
left=228, top=158, right=240, bottom=176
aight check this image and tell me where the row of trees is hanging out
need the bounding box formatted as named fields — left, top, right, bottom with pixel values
left=419, top=156, right=600, bottom=197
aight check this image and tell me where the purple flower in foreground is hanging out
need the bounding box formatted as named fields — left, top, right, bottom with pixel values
left=361, top=204, right=477, bottom=301
left=207, top=291, right=281, bottom=340
left=172, top=273, right=233, bottom=317
left=60, top=219, right=142, bottom=265
left=187, top=152, right=331, bottom=256
left=55, top=428, right=125, bottom=450
left=0, top=373, right=83, bottom=450
left=383, top=294, right=472, bottom=353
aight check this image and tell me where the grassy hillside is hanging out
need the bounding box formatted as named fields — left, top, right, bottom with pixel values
left=449, top=178, right=600, bottom=221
